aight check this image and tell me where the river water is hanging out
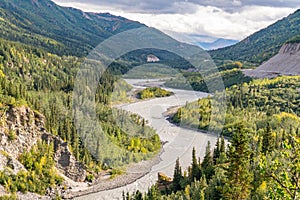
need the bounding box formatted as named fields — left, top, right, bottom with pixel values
left=76, top=79, right=219, bottom=200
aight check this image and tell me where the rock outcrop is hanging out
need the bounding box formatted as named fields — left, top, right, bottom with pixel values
left=244, top=42, right=300, bottom=78
left=0, top=106, right=43, bottom=173
left=0, top=105, right=86, bottom=181
left=42, top=133, right=86, bottom=182
left=147, top=54, right=160, bottom=62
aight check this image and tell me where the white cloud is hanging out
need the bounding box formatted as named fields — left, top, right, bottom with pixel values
left=53, top=0, right=300, bottom=13
left=115, top=5, right=295, bottom=40
left=53, top=1, right=298, bottom=41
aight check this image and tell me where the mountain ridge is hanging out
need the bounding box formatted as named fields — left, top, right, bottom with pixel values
left=210, top=9, right=300, bottom=64
left=0, top=0, right=145, bottom=56
left=198, top=38, right=239, bottom=50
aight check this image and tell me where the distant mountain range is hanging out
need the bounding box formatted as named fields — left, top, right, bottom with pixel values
left=0, top=0, right=207, bottom=70
left=1, top=0, right=300, bottom=71
left=210, top=9, right=300, bottom=64
left=198, top=38, right=239, bottom=50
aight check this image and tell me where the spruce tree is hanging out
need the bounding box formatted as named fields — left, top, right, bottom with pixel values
left=190, top=147, right=201, bottom=182
left=222, top=124, right=253, bottom=200
left=173, top=158, right=183, bottom=192
left=262, top=123, right=274, bottom=153
left=220, top=136, right=226, bottom=154
left=202, top=141, right=214, bottom=180
left=190, top=177, right=207, bottom=200
left=205, top=166, right=226, bottom=200
left=213, top=137, right=220, bottom=164
left=134, top=190, right=143, bottom=200
left=145, top=185, right=160, bottom=200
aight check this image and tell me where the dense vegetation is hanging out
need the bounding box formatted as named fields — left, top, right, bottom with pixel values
left=286, top=35, right=300, bottom=44
left=165, top=62, right=252, bottom=92
left=0, top=0, right=144, bottom=57
left=172, top=76, right=300, bottom=136
left=0, top=1, right=203, bottom=196
left=137, top=87, right=173, bottom=99
left=0, top=0, right=299, bottom=199
left=210, top=9, right=300, bottom=64
left=122, top=64, right=177, bottom=79
left=126, top=124, right=300, bottom=199
left=124, top=76, right=300, bottom=199
left=0, top=141, right=63, bottom=195
left=0, top=37, right=161, bottom=196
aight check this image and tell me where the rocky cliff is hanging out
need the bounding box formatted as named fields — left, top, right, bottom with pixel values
left=244, top=42, right=300, bottom=78
left=42, top=133, right=86, bottom=182
left=0, top=105, right=86, bottom=182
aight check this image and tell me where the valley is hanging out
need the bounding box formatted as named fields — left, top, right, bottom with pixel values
left=74, top=79, right=218, bottom=200
left=0, top=0, right=299, bottom=199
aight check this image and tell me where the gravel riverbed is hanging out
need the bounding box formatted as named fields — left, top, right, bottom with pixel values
left=73, top=79, right=219, bottom=200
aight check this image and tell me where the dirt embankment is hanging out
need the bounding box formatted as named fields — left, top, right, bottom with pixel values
left=244, top=43, right=300, bottom=78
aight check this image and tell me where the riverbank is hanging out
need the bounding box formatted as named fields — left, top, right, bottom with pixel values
left=74, top=80, right=218, bottom=200
left=63, top=80, right=173, bottom=199
left=62, top=149, right=163, bottom=199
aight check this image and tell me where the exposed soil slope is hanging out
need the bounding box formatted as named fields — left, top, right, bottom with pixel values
left=244, top=43, right=300, bottom=78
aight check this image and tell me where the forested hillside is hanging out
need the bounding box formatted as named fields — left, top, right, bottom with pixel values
left=180, top=9, right=300, bottom=93
left=0, top=36, right=161, bottom=198
left=0, top=0, right=300, bottom=199
left=125, top=76, right=300, bottom=200
left=0, top=3, right=206, bottom=197
left=172, top=76, right=300, bottom=136
left=0, top=0, right=144, bottom=56
left=210, top=9, right=300, bottom=64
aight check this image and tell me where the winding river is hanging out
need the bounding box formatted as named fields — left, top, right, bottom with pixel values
left=75, top=79, right=219, bottom=200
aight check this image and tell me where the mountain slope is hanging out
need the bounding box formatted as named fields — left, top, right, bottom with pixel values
left=210, top=9, right=300, bottom=64
left=244, top=41, right=300, bottom=78
left=0, top=0, right=144, bottom=56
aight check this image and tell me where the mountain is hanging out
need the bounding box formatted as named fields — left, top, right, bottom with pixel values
left=244, top=41, right=300, bottom=78
left=198, top=38, right=239, bottom=50
left=210, top=9, right=300, bottom=64
left=0, top=1, right=207, bottom=198
left=0, top=0, right=145, bottom=56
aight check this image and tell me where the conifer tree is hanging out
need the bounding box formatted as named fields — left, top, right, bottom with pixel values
left=202, top=141, right=214, bottom=180
left=222, top=124, right=253, bottom=200
left=190, top=147, right=201, bottom=182
left=220, top=136, right=226, bottom=154
left=145, top=185, right=160, bottom=200
left=262, top=123, right=274, bottom=153
left=134, top=190, right=143, bottom=200
left=213, top=137, right=220, bottom=164
left=173, top=158, right=183, bottom=192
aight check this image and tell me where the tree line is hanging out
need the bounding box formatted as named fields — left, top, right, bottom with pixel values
left=0, top=38, right=162, bottom=196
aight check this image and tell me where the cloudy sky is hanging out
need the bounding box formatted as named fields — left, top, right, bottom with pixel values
left=52, top=0, right=300, bottom=43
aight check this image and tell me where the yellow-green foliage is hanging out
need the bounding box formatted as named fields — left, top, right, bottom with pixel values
left=0, top=141, right=63, bottom=195
left=137, top=87, right=173, bottom=99
left=173, top=76, right=300, bottom=136
left=7, top=130, right=16, bottom=141
left=110, top=168, right=124, bottom=179
left=0, top=35, right=162, bottom=188
left=0, top=194, right=17, bottom=200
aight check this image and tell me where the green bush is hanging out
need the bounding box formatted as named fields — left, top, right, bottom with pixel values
left=110, top=168, right=124, bottom=179
left=86, top=173, right=94, bottom=182
left=7, top=130, right=17, bottom=141
left=0, top=194, right=17, bottom=200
